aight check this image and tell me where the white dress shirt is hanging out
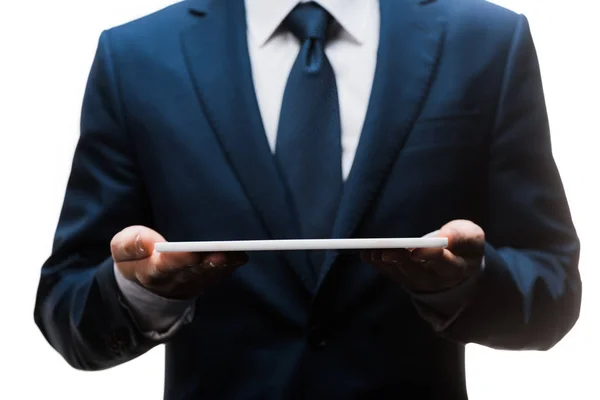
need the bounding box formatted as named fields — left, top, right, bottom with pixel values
left=115, top=0, right=478, bottom=337
left=248, top=0, right=379, bottom=179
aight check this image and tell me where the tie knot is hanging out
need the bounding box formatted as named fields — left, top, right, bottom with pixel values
left=285, top=2, right=333, bottom=42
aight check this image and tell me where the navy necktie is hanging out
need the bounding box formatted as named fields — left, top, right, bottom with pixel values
left=275, top=2, right=343, bottom=272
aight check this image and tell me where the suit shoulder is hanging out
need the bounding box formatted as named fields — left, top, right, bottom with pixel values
left=446, top=0, right=518, bottom=18
left=442, top=0, right=523, bottom=37
left=103, top=1, right=191, bottom=43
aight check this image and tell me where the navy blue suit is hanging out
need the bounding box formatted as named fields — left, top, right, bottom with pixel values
left=34, top=0, right=581, bottom=398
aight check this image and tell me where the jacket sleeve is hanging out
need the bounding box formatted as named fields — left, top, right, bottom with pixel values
left=34, top=30, right=161, bottom=370
left=439, top=14, right=582, bottom=350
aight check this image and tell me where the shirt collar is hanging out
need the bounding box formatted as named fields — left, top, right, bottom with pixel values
left=245, top=0, right=375, bottom=47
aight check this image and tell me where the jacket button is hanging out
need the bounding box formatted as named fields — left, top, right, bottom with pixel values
left=307, top=325, right=327, bottom=348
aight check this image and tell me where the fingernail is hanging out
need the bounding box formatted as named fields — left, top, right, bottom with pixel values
left=424, top=230, right=441, bottom=238
left=135, top=234, right=146, bottom=255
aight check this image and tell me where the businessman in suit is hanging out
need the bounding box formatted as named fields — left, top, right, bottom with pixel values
left=34, top=0, right=581, bottom=398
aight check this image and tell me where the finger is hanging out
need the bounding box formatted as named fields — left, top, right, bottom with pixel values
left=409, top=247, right=444, bottom=262
left=361, top=249, right=408, bottom=264
left=408, top=228, right=450, bottom=261
left=130, top=251, right=248, bottom=288
left=419, top=248, right=469, bottom=271
left=201, top=251, right=249, bottom=267
left=111, top=226, right=165, bottom=262
left=154, top=251, right=249, bottom=274
left=361, top=250, right=381, bottom=264
left=380, top=248, right=411, bottom=264
left=152, top=261, right=243, bottom=299
left=145, top=252, right=248, bottom=291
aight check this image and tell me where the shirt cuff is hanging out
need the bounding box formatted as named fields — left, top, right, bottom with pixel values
left=410, top=258, right=485, bottom=332
left=113, top=263, right=195, bottom=340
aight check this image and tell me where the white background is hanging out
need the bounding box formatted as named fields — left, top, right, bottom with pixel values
left=0, top=0, right=598, bottom=399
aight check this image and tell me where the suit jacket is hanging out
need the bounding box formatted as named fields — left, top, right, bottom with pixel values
left=34, top=0, right=581, bottom=398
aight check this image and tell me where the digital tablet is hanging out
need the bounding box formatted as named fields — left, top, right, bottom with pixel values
left=154, top=237, right=448, bottom=253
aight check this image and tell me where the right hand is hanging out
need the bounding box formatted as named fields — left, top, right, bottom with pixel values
left=112, top=226, right=248, bottom=299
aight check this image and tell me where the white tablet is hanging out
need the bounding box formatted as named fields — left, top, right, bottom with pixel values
left=154, top=237, right=447, bottom=253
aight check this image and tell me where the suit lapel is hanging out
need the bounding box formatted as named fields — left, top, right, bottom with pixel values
left=317, top=0, right=448, bottom=287
left=181, top=0, right=317, bottom=291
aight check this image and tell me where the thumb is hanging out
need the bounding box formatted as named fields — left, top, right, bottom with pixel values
left=439, top=219, right=485, bottom=257
left=111, top=225, right=165, bottom=263
left=408, top=229, right=444, bottom=261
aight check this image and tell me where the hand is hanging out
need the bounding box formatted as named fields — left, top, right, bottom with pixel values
left=112, top=226, right=248, bottom=299
left=362, top=220, right=485, bottom=293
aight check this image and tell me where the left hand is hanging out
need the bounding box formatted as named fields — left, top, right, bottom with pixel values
left=362, top=220, right=485, bottom=293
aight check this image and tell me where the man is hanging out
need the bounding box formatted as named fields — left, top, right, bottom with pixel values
left=34, top=0, right=581, bottom=398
